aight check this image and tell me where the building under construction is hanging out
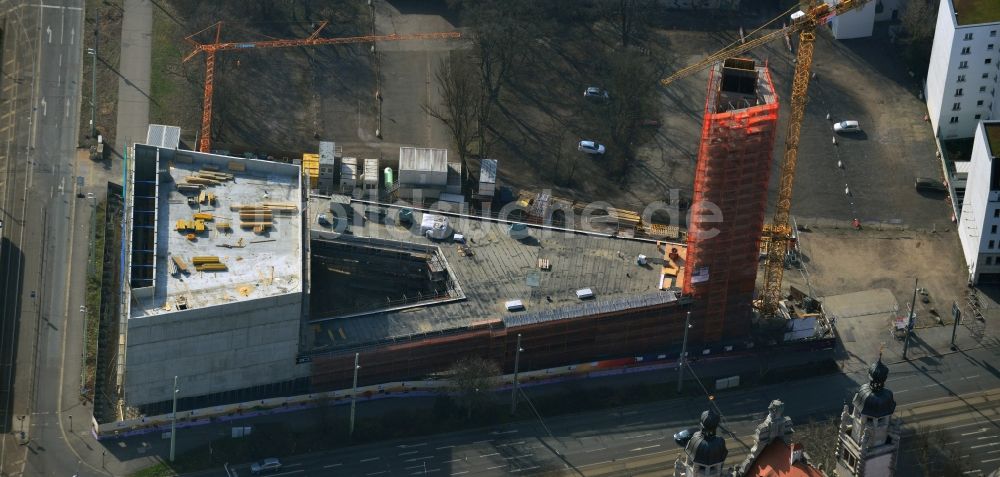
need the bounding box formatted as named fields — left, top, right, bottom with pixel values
left=684, top=58, right=779, bottom=342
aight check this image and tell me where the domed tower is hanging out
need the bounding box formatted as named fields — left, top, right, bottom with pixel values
left=834, top=357, right=901, bottom=477
left=674, top=410, right=731, bottom=477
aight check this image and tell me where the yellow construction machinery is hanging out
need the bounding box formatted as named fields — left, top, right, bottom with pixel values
left=659, top=0, right=869, bottom=317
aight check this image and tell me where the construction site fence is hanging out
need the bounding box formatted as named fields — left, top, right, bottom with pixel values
left=91, top=334, right=834, bottom=439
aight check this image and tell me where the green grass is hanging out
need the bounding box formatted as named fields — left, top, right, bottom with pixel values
left=149, top=6, right=186, bottom=124
left=84, top=200, right=106, bottom=397
left=953, top=0, right=1000, bottom=26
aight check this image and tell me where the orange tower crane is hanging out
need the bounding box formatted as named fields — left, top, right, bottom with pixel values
left=659, top=0, right=869, bottom=317
left=183, top=21, right=461, bottom=153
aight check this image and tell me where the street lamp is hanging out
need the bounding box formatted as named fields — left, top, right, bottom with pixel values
left=677, top=311, right=692, bottom=393
left=349, top=353, right=360, bottom=438
left=86, top=47, right=96, bottom=138
left=510, top=333, right=523, bottom=415
left=169, top=376, right=179, bottom=462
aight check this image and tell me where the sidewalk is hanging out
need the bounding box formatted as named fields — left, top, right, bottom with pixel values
left=113, top=0, right=152, bottom=153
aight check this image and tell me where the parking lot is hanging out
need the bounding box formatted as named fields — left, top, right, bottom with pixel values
left=323, top=4, right=951, bottom=231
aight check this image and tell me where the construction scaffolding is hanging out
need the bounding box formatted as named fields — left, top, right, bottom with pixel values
left=684, top=59, right=779, bottom=342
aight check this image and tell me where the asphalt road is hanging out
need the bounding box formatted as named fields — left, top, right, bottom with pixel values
left=0, top=1, right=88, bottom=476
left=173, top=345, right=1000, bottom=477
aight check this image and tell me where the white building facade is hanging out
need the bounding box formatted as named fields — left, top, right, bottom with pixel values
left=823, top=0, right=903, bottom=40
left=958, top=121, right=1000, bottom=284
left=926, top=0, right=1000, bottom=139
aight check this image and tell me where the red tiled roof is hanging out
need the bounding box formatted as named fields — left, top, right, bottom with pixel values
left=745, top=441, right=826, bottom=477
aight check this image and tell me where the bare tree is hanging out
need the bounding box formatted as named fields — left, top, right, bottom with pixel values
left=603, top=0, right=652, bottom=48
left=605, top=50, right=659, bottom=178
left=425, top=55, right=481, bottom=175
left=900, top=0, right=939, bottom=73
left=793, top=418, right=839, bottom=472
left=448, top=356, right=501, bottom=419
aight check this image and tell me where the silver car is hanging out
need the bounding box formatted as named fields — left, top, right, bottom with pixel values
left=250, top=457, right=282, bottom=474
left=833, top=120, right=861, bottom=133
left=584, top=86, right=609, bottom=99
left=577, top=140, right=606, bottom=155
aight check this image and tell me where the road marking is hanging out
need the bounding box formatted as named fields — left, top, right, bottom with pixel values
left=983, top=457, right=1000, bottom=463
left=479, top=453, right=499, bottom=458
left=511, top=466, right=539, bottom=473
left=39, top=4, right=83, bottom=10
left=323, top=463, right=342, bottom=468
left=623, top=433, right=653, bottom=439
left=405, top=464, right=426, bottom=470
left=450, top=472, right=468, bottom=476
left=64, top=99, right=69, bottom=118
left=630, top=444, right=661, bottom=452
left=971, top=442, right=1000, bottom=449
left=473, top=439, right=492, bottom=444
left=585, top=447, right=608, bottom=453
left=963, top=429, right=987, bottom=436
left=443, top=458, right=464, bottom=463
left=490, top=430, right=518, bottom=435
left=70, top=27, right=74, bottom=45
left=404, top=456, right=434, bottom=462
left=58, top=53, right=61, bottom=66
left=45, top=25, right=51, bottom=43
left=485, top=465, right=504, bottom=470
left=435, top=445, right=455, bottom=450
left=495, top=441, right=525, bottom=447
left=504, top=454, right=533, bottom=459
left=360, top=457, right=380, bottom=463
left=412, top=469, right=439, bottom=475
left=366, top=472, right=388, bottom=476
left=398, top=442, right=428, bottom=448
left=40, top=98, right=46, bottom=117
left=268, top=471, right=303, bottom=477
left=399, top=451, right=419, bottom=456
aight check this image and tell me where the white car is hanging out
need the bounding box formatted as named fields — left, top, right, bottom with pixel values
left=250, top=458, right=282, bottom=474
left=833, top=120, right=861, bottom=133
left=578, top=140, right=606, bottom=155
left=584, top=87, right=609, bottom=99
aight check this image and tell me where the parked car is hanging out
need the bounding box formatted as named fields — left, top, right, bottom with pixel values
left=833, top=120, right=861, bottom=133
left=578, top=140, right=606, bottom=155
left=673, top=427, right=700, bottom=447
left=584, top=86, right=609, bottom=99
left=915, top=177, right=947, bottom=193
left=250, top=458, right=282, bottom=474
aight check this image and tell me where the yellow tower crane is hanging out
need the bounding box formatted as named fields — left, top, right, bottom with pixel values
left=660, top=0, right=869, bottom=317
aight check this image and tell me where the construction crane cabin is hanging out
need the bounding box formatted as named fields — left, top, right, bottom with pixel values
left=660, top=0, right=869, bottom=327
left=183, top=21, right=461, bottom=153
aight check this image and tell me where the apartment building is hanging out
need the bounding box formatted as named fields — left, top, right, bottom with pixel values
left=926, top=0, right=1000, bottom=139
left=958, top=120, right=1000, bottom=284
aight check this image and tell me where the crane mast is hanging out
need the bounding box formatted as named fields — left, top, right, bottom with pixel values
left=183, top=21, right=461, bottom=153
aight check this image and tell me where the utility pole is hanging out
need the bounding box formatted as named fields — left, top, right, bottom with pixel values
left=510, top=333, right=523, bottom=415
left=349, top=353, right=360, bottom=437
left=950, top=300, right=962, bottom=351
left=677, top=311, right=691, bottom=394
left=87, top=24, right=97, bottom=138
left=169, top=375, right=178, bottom=462
left=903, top=278, right=917, bottom=360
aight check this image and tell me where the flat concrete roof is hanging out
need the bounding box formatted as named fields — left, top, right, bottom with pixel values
left=129, top=148, right=303, bottom=318
left=306, top=197, right=678, bottom=351
left=952, top=0, right=1000, bottom=26
left=985, top=121, right=1000, bottom=156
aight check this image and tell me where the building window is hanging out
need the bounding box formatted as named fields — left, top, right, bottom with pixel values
left=984, top=73, right=991, bottom=79
left=977, top=114, right=983, bottom=119
left=951, top=116, right=960, bottom=123
left=960, top=61, right=969, bottom=69
left=957, top=88, right=964, bottom=96
left=992, top=225, right=997, bottom=234
left=965, top=33, right=974, bottom=41
left=982, top=86, right=988, bottom=92
left=953, top=102, right=962, bottom=111
left=988, top=58, right=994, bottom=65
left=959, top=74, right=967, bottom=82
left=979, top=100, right=985, bottom=106
left=990, top=240, right=996, bottom=249
left=993, top=30, right=998, bottom=37
left=995, top=209, right=1000, bottom=218
left=962, top=46, right=972, bottom=55
left=988, top=257, right=994, bottom=266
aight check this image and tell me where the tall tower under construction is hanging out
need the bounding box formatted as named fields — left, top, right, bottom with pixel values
left=683, top=58, right=779, bottom=342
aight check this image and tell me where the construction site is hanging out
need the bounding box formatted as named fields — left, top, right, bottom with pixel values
left=92, top=2, right=909, bottom=426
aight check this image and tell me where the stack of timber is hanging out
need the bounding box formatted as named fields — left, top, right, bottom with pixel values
left=192, top=256, right=227, bottom=272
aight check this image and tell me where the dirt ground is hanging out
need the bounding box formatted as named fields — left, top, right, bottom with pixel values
left=784, top=226, right=969, bottom=329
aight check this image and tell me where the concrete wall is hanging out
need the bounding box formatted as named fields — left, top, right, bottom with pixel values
left=959, top=122, right=1000, bottom=283
left=826, top=0, right=875, bottom=39
left=124, top=291, right=307, bottom=407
